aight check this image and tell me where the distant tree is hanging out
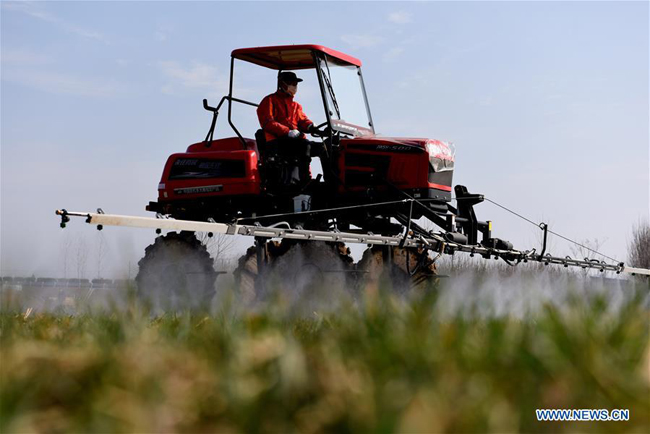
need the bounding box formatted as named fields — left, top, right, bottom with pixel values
left=570, top=238, right=604, bottom=261
left=628, top=220, right=650, bottom=269
left=196, top=232, right=236, bottom=270
left=570, top=238, right=605, bottom=276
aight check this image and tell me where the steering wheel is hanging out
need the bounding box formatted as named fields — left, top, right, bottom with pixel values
left=310, top=122, right=330, bottom=137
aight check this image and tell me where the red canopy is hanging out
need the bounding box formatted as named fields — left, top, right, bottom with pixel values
left=231, top=44, right=362, bottom=70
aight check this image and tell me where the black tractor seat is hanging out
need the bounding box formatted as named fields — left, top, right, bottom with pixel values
left=255, top=129, right=303, bottom=188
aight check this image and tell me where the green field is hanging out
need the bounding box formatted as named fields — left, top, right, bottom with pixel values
left=1, top=276, right=649, bottom=433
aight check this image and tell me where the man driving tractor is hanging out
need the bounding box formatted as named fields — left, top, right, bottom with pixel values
left=257, top=71, right=323, bottom=184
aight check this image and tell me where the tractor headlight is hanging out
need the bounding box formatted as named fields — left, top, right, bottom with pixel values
left=426, top=140, right=455, bottom=172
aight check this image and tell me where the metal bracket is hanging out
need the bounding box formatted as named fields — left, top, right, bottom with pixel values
left=539, top=222, right=548, bottom=257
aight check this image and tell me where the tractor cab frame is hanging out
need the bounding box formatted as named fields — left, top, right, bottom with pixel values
left=203, top=44, right=376, bottom=148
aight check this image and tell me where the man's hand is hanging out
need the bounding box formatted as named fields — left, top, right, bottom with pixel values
left=287, top=129, right=301, bottom=139
left=308, top=123, right=328, bottom=137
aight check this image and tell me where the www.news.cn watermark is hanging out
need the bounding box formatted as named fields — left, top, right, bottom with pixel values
left=536, top=409, right=630, bottom=422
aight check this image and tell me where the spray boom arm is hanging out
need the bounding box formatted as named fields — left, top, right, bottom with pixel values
left=55, top=209, right=650, bottom=278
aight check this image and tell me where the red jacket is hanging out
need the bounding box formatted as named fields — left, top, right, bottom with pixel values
left=257, top=90, right=313, bottom=142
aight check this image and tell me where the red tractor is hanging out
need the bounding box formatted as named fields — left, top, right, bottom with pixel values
left=137, top=45, right=500, bottom=305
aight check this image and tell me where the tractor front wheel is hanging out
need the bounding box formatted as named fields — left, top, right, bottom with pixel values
left=233, top=240, right=354, bottom=303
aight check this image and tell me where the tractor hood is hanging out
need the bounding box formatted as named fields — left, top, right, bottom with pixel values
left=342, top=136, right=455, bottom=172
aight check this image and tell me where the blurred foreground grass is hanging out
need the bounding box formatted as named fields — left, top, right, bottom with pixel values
left=1, top=282, right=649, bottom=433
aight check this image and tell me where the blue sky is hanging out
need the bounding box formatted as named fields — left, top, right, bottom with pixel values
left=1, top=1, right=648, bottom=278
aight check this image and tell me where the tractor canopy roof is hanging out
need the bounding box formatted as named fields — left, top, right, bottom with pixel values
left=231, top=44, right=362, bottom=70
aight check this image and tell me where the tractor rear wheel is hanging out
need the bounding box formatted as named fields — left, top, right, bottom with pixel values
left=233, top=240, right=354, bottom=302
left=232, top=241, right=282, bottom=304
left=136, top=231, right=217, bottom=311
left=356, top=246, right=438, bottom=294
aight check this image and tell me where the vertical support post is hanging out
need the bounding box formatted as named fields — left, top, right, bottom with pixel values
left=227, top=56, right=247, bottom=149
left=357, top=67, right=375, bottom=134
left=539, top=223, right=548, bottom=257
left=312, top=52, right=338, bottom=184
left=313, top=52, right=333, bottom=134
